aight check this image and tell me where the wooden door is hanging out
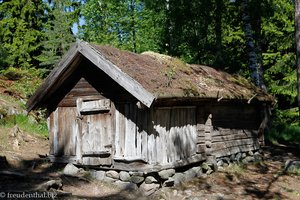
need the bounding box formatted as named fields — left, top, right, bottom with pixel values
left=76, top=98, right=113, bottom=166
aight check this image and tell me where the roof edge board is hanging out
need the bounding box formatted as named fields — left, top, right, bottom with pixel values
left=27, top=41, right=81, bottom=111
left=78, top=41, right=155, bottom=108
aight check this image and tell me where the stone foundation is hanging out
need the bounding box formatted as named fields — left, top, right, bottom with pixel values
left=72, top=150, right=263, bottom=196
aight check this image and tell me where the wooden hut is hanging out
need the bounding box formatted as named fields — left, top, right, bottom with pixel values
left=27, top=41, right=273, bottom=171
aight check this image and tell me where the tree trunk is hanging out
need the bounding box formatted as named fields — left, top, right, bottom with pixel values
left=295, top=0, right=300, bottom=116
left=241, top=0, right=266, bottom=90
left=215, top=0, right=224, bottom=68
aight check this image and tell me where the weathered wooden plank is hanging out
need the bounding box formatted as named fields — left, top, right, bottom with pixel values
left=124, top=104, right=136, bottom=157
left=114, top=104, right=121, bottom=157
left=80, top=99, right=111, bottom=112
left=47, top=114, right=54, bottom=155
left=141, top=110, right=148, bottom=161
left=211, top=138, right=259, bottom=151
left=118, top=104, right=125, bottom=156
left=211, top=131, right=257, bottom=143
left=153, top=108, right=170, bottom=164
left=75, top=116, right=82, bottom=163
left=53, top=108, right=59, bottom=156
left=136, top=108, right=142, bottom=158
left=78, top=42, right=155, bottom=108
left=211, top=143, right=260, bottom=158
left=27, top=43, right=81, bottom=111
left=196, top=144, right=206, bottom=153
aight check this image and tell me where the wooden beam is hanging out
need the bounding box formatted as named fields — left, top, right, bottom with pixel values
left=27, top=42, right=81, bottom=111
left=78, top=42, right=155, bottom=108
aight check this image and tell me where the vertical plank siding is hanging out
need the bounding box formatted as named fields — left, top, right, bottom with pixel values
left=114, top=104, right=197, bottom=165
left=49, top=96, right=263, bottom=168
left=48, top=107, right=77, bottom=156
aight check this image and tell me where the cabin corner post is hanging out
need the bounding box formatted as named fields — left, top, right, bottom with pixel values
left=204, top=114, right=213, bottom=157
left=75, top=98, right=83, bottom=164
left=258, top=103, right=270, bottom=146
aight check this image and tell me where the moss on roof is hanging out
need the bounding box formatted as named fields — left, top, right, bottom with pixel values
left=92, top=44, right=273, bottom=102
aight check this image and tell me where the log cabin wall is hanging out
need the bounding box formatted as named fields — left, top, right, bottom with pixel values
left=114, top=104, right=198, bottom=165
left=196, top=103, right=262, bottom=159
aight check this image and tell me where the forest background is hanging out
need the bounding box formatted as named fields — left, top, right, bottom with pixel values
left=0, top=0, right=298, bottom=144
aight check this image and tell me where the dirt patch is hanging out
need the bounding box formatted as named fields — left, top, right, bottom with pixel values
left=154, top=145, right=300, bottom=200
left=0, top=129, right=299, bottom=199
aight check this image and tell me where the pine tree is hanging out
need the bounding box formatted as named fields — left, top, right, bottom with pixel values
left=295, top=0, right=300, bottom=116
left=37, top=0, right=79, bottom=69
left=0, top=0, right=46, bottom=68
left=80, top=0, right=162, bottom=53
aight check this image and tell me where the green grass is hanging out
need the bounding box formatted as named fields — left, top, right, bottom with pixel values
left=266, top=125, right=300, bottom=144
left=0, top=114, right=48, bottom=138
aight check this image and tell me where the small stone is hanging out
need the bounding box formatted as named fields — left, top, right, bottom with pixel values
left=191, top=166, right=202, bottom=177
left=285, top=160, right=300, bottom=172
left=119, top=171, right=131, bottom=182
left=248, top=151, right=254, bottom=156
left=235, top=153, right=242, bottom=161
left=158, top=169, right=175, bottom=180
left=131, top=175, right=144, bottom=184
left=254, top=154, right=262, bottom=162
left=139, top=182, right=160, bottom=196
left=63, top=163, right=80, bottom=176
left=145, top=176, right=159, bottom=184
left=242, top=153, right=247, bottom=159
left=254, top=151, right=261, bottom=156
left=91, top=170, right=105, bottom=181
left=217, top=160, right=224, bottom=167
left=184, top=168, right=197, bottom=180
left=114, top=180, right=137, bottom=190
left=242, top=156, right=255, bottom=164
left=230, top=154, right=235, bottom=162
left=106, top=170, right=119, bottom=179
left=129, top=171, right=144, bottom=176
left=206, top=169, right=213, bottom=175
left=163, top=177, right=174, bottom=187
left=201, top=162, right=211, bottom=172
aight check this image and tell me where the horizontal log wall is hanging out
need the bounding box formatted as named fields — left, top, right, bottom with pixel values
left=196, top=104, right=262, bottom=158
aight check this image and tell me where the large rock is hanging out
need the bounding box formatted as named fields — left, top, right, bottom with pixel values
left=242, top=156, right=255, bottom=164
left=131, top=175, right=144, bottom=184
left=36, top=179, right=63, bottom=191
left=91, top=170, right=105, bottom=181
left=114, top=180, right=138, bottom=190
left=106, top=170, right=119, bottom=179
left=172, top=173, right=186, bottom=185
left=158, top=169, right=175, bottom=180
left=63, top=163, right=80, bottom=176
left=217, top=160, right=224, bottom=167
left=192, top=166, right=202, bottom=177
left=285, top=160, right=300, bottom=172
left=184, top=168, right=197, bottom=180
left=119, top=171, right=131, bottom=182
left=104, top=176, right=117, bottom=183
left=145, top=176, right=159, bottom=184
left=235, top=153, right=242, bottom=161
left=139, top=182, right=160, bottom=196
